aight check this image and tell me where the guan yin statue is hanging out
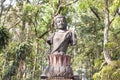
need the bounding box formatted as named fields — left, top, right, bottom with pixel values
left=41, top=14, right=78, bottom=80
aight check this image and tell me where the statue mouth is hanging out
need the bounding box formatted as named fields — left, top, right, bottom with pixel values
left=58, top=24, right=65, bottom=28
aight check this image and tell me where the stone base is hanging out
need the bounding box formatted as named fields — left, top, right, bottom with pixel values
left=41, top=77, right=73, bottom=80
left=41, top=54, right=73, bottom=79
left=41, top=54, right=80, bottom=80
left=41, top=76, right=80, bottom=80
left=41, top=76, right=73, bottom=79
left=48, top=54, right=71, bottom=66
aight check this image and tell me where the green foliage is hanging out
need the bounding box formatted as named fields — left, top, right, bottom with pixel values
left=22, top=3, right=41, bottom=23
left=15, top=42, right=32, bottom=60
left=92, top=0, right=104, bottom=11
left=93, top=61, right=120, bottom=80
left=52, top=0, right=58, bottom=11
left=4, top=42, right=18, bottom=60
left=72, top=54, right=85, bottom=70
left=61, top=6, right=69, bottom=15
left=112, top=17, right=120, bottom=28
left=94, top=58, right=103, bottom=70
left=78, top=0, right=92, bottom=11
left=2, top=42, right=32, bottom=79
left=109, top=0, right=120, bottom=14
left=0, top=27, right=10, bottom=51
left=106, top=42, right=118, bottom=50
left=105, top=25, right=120, bottom=60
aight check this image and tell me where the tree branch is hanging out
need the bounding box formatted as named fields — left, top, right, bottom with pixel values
left=0, top=0, right=6, bottom=17
left=65, top=0, right=78, bottom=6
left=55, top=0, right=78, bottom=15
left=90, top=7, right=101, bottom=21
left=36, top=0, right=79, bottom=39
left=38, top=29, right=50, bottom=38
left=109, top=9, right=117, bottom=25
left=8, top=20, right=21, bottom=30
left=99, top=61, right=107, bottom=70
left=2, top=0, right=13, bottom=27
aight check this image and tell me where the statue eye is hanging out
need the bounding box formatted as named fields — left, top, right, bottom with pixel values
left=56, top=20, right=60, bottom=23
left=57, top=20, right=62, bottom=23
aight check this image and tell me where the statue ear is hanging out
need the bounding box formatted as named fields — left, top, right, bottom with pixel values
left=53, top=17, right=58, bottom=29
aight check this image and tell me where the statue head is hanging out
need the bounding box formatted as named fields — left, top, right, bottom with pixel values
left=54, top=14, right=67, bottom=30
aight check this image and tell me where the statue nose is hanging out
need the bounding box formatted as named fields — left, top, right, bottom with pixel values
left=60, top=21, right=62, bottom=24
left=60, top=21, right=64, bottom=25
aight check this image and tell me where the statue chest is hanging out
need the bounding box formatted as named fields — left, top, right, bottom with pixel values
left=53, top=32, right=69, bottom=42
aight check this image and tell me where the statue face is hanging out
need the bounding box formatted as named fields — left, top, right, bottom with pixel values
left=55, top=17, right=67, bottom=30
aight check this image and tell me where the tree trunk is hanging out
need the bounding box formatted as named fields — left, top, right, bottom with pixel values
left=104, top=0, right=112, bottom=64
left=32, top=40, right=39, bottom=80
left=26, top=23, right=30, bottom=41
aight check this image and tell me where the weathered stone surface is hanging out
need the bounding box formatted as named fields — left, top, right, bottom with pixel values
left=49, top=54, right=71, bottom=66
left=41, top=54, right=73, bottom=78
left=47, top=77, right=73, bottom=80
left=41, top=14, right=79, bottom=80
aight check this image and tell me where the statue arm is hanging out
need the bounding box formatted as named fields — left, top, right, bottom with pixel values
left=47, top=33, right=54, bottom=45
left=69, top=31, right=77, bottom=46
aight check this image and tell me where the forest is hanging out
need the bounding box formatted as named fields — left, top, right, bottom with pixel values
left=0, top=0, right=120, bottom=80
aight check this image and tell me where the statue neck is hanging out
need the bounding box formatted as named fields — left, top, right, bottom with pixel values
left=56, top=29, right=67, bottom=33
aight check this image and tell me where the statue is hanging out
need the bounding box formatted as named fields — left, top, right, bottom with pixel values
left=41, top=14, right=77, bottom=80
left=47, top=14, right=77, bottom=54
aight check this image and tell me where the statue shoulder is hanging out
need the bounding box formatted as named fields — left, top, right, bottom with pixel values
left=67, top=30, right=76, bottom=36
left=47, top=33, right=55, bottom=45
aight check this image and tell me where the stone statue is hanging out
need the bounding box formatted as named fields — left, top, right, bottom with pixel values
left=41, top=14, right=77, bottom=79
left=47, top=14, right=77, bottom=55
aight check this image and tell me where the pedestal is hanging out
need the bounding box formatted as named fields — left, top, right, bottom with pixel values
left=41, top=54, right=80, bottom=80
left=41, top=54, right=73, bottom=79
